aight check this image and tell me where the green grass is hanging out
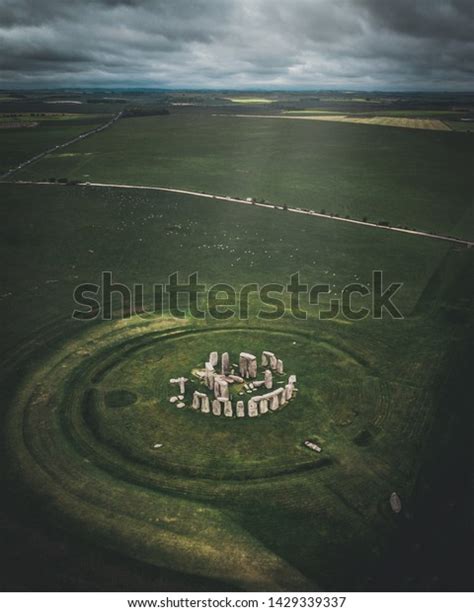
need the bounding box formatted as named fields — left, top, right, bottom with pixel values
left=15, top=112, right=474, bottom=239
left=0, top=118, right=109, bottom=175
left=0, top=182, right=450, bottom=338
left=1, top=183, right=472, bottom=590
left=0, top=112, right=109, bottom=123
left=446, top=120, right=474, bottom=132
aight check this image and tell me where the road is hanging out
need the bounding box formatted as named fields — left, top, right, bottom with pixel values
left=7, top=180, right=473, bottom=247
left=0, top=111, right=123, bottom=181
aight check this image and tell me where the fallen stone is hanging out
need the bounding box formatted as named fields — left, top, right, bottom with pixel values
left=228, top=374, right=244, bottom=384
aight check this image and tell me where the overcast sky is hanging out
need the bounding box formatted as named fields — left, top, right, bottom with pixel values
left=0, top=0, right=472, bottom=90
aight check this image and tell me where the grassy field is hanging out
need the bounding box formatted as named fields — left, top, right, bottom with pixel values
left=0, top=115, right=111, bottom=175
left=283, top=109, right=465, bottom=118
left=0, top=112, right=109, bottom=124
left=257, top=114, right=451, bottom=131
left=0, top=182, right=472, bottom=590
left=13, top=112, right=474, bottom=239
left=225, top=98, right=274, bottom=104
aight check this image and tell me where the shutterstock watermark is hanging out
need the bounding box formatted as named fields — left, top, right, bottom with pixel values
left=72, top=271, right=404, bottom=321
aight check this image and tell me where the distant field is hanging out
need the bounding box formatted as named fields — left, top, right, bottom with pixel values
left=0, top=183, right=448, bottom=327
left=446, top=120, right=474, bottom=132
left=284, top=109, right=351, bottom=115
left=225, top=97, right=273, bottom=104
left=0, top=117, right=110, bottom=175
left=0, top=112, right=108, bottom=123
left=14, top=112, right=474, bottom=238
left=236, top=113, right=452, bottom=131
left=284, top=109, right=464, bottom=118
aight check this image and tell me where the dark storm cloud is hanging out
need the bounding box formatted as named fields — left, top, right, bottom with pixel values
left=0, top=0, right=472, bottom=89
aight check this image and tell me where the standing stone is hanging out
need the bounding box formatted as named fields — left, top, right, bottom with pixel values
left=224, top=400, right=233, bottom=417
left=264, top=369, right=273, bottom=390
left=259, top=399, right=269, bottom=414
left=205, top=362, right=215, bottom=389
left=276, top=359, right=284, bottom=374
left=221, top=351, right=230, bottom=374
left=201, top=395, right=210, bottom=413
left=192, top=392, right=200, bottom=409
left=240, top=352, right=257, bottom=378
left=248, top=356, right=257, bottom=378
left=169, top=376, right=188, bottom=394
left=279, top=388, right=287, bottom=406
left=207, top=372, right=215, bottom=390
left=179, top=377, right=188, bottom=394
left=269, top=353, right=278, bottom=370
left=269, top=393, right=280, bottom=411
left=214, top=378, right=229, bottom=400
left=285, top=383, right=293, bottom=401
left=236, top=401, right=245, bottom=418
left=212, top=399, right=222, bottom=416
left=209, top=351, right=218, bottom=367
left=288, top=374, right=297, bottom=384
left=262, top=351, right=276, bottom=368
left=239, top=353, right=247, bottom=378
left=248, top=398, right=258, bottom=417
left=219, top=380, right=229, bottom=400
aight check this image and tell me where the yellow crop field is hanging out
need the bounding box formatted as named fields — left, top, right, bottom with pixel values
left=234, top=113, right=452, bottom=131
left=226, top=97, right=273, bottom=104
